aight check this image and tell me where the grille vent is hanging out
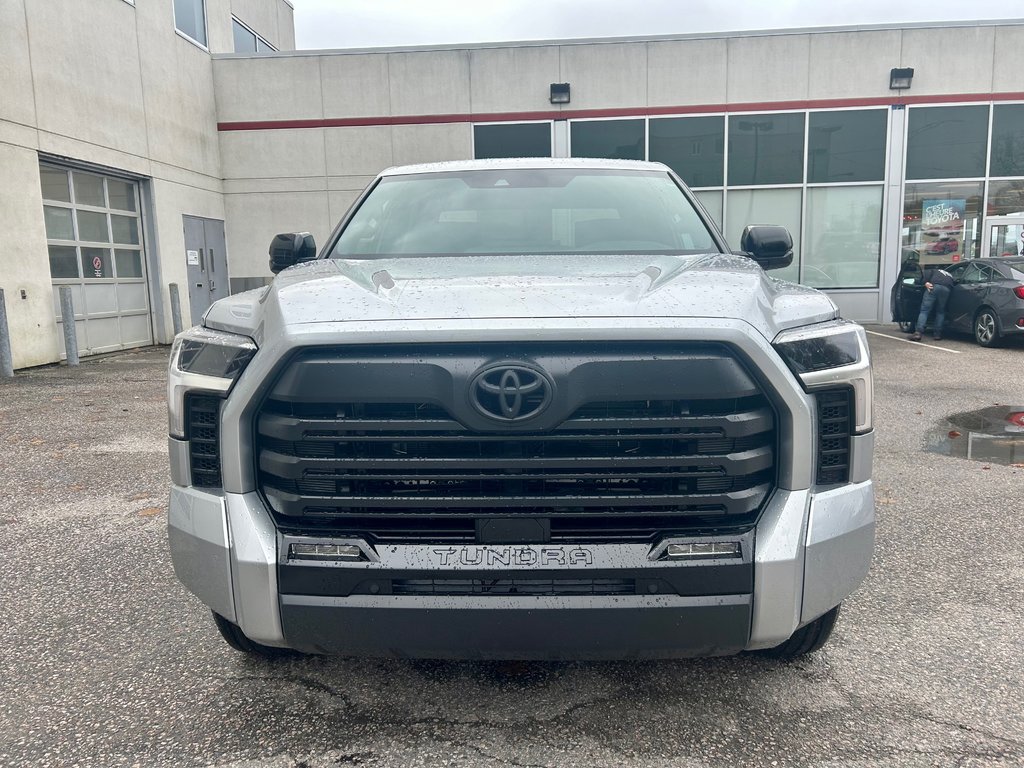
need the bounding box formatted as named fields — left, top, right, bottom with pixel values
left=816, top=389, right=852, bottom=485
left=187, top=395, right=222, bottom=488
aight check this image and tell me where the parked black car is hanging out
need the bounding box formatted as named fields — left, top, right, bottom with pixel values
left=891, top=257, right=1024, bottom=346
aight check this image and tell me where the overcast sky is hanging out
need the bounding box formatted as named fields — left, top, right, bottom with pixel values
left=288, top=0, right=1021, bottom=50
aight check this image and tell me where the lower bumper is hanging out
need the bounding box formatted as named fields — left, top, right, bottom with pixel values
left=168, top=475, right=874, bottom=658
left=281, top=594, right=750, bottom=660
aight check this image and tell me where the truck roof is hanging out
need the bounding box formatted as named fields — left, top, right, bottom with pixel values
left=380, top=157, right=672, bottom=176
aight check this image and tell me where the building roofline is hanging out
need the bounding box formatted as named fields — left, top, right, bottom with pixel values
left=214, top=17, right=1024, bottom=59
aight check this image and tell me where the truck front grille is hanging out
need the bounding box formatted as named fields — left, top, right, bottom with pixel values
left=255, top=344, right=777, bottom=543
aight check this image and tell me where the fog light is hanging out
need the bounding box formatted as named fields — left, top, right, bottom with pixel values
left=289, top=543, right=363, bottom=561
left=666, top=542, right=742, bottom=560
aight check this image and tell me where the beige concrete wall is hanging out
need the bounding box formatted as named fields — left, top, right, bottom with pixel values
left=0, top=144, right=60, bottom=369
left=0, top=0, right=296, bottom=367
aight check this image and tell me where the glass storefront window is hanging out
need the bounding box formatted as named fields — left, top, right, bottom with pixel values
left=727, top=113, right=804, bottom=186
left=808, top=110, right=887, bottom=183
left=649, top=116, right=724, bottom=187
left=803, top=186, right=882, bottom=288
left=902, top=181, right=983, bottom=267
left=570, top=119, right=645, bottom=161
left=693, top=190, right=722, bottom=229
left=906, top=105, right=988, bottom=180
left=990, top=104, right=1024, bottom=178
left=474, top=123, right=552, bottom=159
left=987, top=180, right=1024, bottom=217
left=725, top=188, right=801, bottom=283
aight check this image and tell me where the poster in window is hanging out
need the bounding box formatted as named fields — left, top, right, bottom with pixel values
left=921, top=199, right=966, bottom=262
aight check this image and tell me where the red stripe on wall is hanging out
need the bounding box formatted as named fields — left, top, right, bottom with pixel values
left=217, top=92, right=1024, bottom=132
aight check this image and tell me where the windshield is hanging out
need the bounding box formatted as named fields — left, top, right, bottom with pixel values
left=329, top=168, right=719, bottom=258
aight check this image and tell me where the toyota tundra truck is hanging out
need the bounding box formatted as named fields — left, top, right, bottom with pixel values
left=167, top=159, right=874, bottom=660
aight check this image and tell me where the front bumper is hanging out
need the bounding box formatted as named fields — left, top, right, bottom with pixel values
left=168, top=451, right=874, bottom=659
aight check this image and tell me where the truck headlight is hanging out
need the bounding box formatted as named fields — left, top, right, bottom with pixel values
left=168, top=326, right=257, bottom=438
left=773, top=320, right=872, bottom=433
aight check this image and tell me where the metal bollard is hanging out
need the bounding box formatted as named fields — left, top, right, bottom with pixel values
left=169, top=282, right=183, bottom=336
left=0, top=288, right=14, bottom=378
left=58, top=285, right=79, bottom=367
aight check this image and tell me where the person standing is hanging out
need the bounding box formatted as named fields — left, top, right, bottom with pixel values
left=909, top=266, right=956, bottom=341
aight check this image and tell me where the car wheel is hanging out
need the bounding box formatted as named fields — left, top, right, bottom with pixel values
left=212, top=611, right=292, bottom=658
left=974, top=308, right=1001, bottom=347
left=754, top=605, right=841, bottom=660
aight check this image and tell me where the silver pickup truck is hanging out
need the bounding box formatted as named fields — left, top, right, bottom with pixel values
left=167, top=158, right=874, bottom=660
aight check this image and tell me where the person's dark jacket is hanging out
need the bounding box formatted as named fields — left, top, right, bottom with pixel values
left=922, top=267, right=955, bottom=288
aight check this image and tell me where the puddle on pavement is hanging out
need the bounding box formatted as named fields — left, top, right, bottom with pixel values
left=926, top=406, right=1024, bottom=465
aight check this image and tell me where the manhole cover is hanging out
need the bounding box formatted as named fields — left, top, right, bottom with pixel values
left=926, top=406, right=1024, bottom=465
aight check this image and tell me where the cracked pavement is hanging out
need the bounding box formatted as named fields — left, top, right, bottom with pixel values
left=0, top=331, right=1022, bottom=767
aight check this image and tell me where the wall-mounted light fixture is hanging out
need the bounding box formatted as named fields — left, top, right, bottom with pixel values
left=549, top=83, right=570, bottom=104
left=889, top=68, right=914, bottom=90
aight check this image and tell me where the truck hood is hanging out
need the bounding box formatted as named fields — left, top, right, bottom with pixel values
left=205, top=254, right=837, bottom=341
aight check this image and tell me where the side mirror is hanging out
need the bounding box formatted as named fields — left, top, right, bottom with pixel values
left=740, top=225, right=794, bottom=271
left=269, top=232, right=316, bottom=274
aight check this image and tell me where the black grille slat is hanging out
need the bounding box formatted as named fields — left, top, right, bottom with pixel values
left=255, top=346, right=778, bottom=542
left=816, top=390, right=852, bottom=485
left=188, top=396, right=222, bottom=488
left=391, top=578, right=636, bottom=596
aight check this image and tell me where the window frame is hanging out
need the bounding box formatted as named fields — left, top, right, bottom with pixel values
left=231, top=15, right=277, bottom=53
left=173, top=0, right=210, bottom=51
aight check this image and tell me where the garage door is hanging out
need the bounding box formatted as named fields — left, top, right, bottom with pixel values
left=40, top=164, right=153, bottom=357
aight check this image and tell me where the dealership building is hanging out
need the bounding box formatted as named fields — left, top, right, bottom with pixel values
left=3, top=2, right=1024, bottom=369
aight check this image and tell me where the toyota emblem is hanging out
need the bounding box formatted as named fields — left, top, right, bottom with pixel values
left=470, top=365, right=553, bottom=422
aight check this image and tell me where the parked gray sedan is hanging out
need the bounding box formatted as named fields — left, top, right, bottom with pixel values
left=891, top=257, right=1024, bottom=346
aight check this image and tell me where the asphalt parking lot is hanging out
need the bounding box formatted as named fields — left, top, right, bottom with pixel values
left=1, top=328, right=1022, bottom=768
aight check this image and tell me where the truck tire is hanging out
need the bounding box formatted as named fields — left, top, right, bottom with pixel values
left=212, top=612, right=291, bottom=658
left=756, top=605, right=841, bottom=660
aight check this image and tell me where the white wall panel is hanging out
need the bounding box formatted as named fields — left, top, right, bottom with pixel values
left=727, top=35, right=810, bottom=104
left=647, top=39, right=728, bottom=108
left=320, top=54, right=392, bottom=119
left=559, top=43, right=647, bottom=109
left=388, top=50, right=471, bottom=116
left=807, top=31, right=902, bottom=100
left=469, top=46, right=560, bottom=113
left=900, top=27, right=996, bottom=95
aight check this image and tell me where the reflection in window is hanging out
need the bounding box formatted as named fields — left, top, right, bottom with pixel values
left=474, top=123, right=552, bottom=159
left=902, top=181, right=983, bottom=267
left=725, top=188, right=801, bottom=283
left=808, top=110, right=887, bottom=183
left=727, top=113, right=804, bottom=186
left=987, top=180, right=1024, bottom=217
left=570, top=119, right=645, bottom=161
left=649, top=116, right=724, bottom=187
left=232, top=18, right=257, bottom=52
left=990, top=104, right=1024, bottom=178
left=174, top=0, right=207, bottom=46
left=906, top=105, right=988, bottom=180
left=803, top=186, right=882, bottom=289
left=48, top=245, right=79, bottom=279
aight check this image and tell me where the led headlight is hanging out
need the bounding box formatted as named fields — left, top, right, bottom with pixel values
left=167, top=326, right=257, bottom=438
left=773, top=320, right=873, bottom=433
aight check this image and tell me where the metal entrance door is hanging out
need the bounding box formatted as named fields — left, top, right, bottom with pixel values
left=981, top=215, right=1024, bottom=259
left=183, top=216, right=229, bottom=325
